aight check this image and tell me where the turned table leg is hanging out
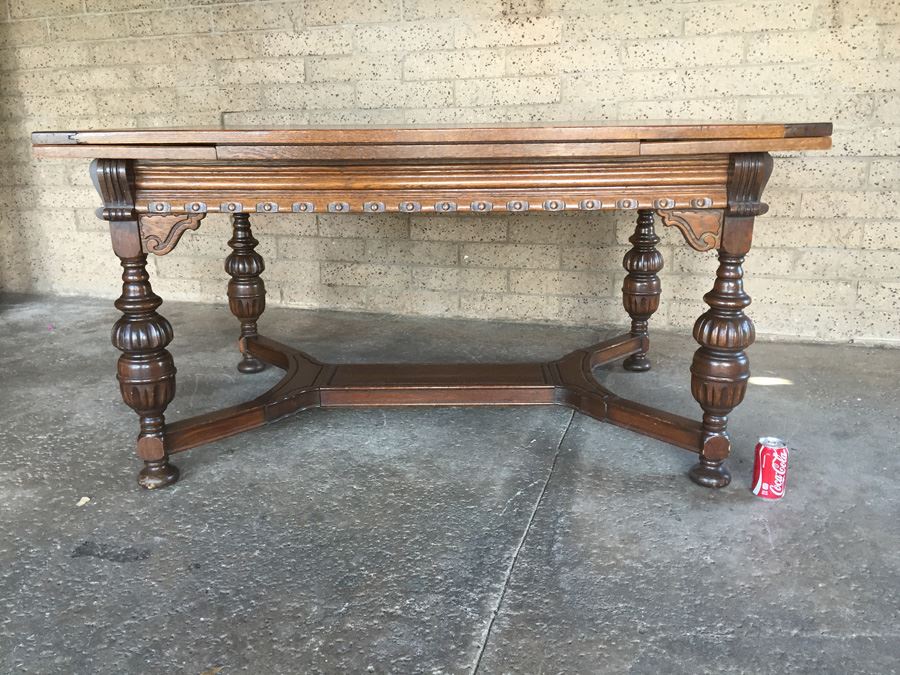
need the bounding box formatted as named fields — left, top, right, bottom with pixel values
left=93, top=158, right=181, bottom=489
left=688, top=152, right=772, bottom=487
left=112, top=253, right=179, bottom=489
left=688, top=250, right=754, bottom=487
left=225, top=213, right=266, bottom=373
left=622, top=209, right=663, bottom=371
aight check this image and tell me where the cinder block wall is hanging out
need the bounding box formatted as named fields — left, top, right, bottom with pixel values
left=0, top=0, right=897, bottom=344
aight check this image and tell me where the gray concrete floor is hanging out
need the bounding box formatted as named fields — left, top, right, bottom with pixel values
left=0, top=294, right=898, bottom=675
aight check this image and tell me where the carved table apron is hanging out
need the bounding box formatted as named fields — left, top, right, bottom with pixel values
left=32, top=123, right=832, bottom=490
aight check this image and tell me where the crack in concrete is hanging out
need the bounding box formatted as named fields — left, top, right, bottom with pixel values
left=470, top=410, right=575, bottom=675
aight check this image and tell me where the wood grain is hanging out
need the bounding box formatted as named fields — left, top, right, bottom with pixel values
left=31, top=122, right=833, bottom=161
left=33, top=145, right=217, bottom=160
left=216, top=141, right=642, bottom=161
left=640, top=137, right=831, bottom=155
left=33, top=122, right=832, bottom=146
left=130, top=156, right=732, bottom=216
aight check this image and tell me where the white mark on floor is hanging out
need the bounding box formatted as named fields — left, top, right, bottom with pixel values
left=498, top=480, right=542, bottom=516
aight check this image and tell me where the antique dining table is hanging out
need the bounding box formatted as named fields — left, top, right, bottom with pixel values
left=32, top=122, right=832, bottom=491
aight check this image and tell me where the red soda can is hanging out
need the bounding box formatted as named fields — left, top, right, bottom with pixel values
left=751, top=437, right=789, bottom=499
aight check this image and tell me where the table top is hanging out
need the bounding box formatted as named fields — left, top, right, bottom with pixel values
left=32, top=122, right=831, bottom=161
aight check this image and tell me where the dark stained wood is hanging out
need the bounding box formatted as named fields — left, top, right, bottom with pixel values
left=94, top=158, right=180, bottom=489
left=688, top=152, right=774, bottom=488
left=587, top=333, right=649, bottom=370
left=33, top=123, right=830, bottom=491
left=164, top=334, right=703, bottom=457
left=622, top=210, right=664, bottom=372
left=225, top=213, right=267, bottom=374
left=111, top=253, right=178, bottom=490
left=782, top=122, right=834, bottom=138
left=603, top=398, right=704, bottom=452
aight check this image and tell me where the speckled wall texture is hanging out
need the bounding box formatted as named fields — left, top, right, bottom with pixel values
left=0, top=0, right=897, bottom=344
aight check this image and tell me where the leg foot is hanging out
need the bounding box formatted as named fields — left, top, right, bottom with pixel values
left=623, top=352, right=652, bottom=372
left=689, top=455, right=731, bottom=488
left=138, top=459, right=180, bottom=490
left=237, top=353, right=266, bottom=373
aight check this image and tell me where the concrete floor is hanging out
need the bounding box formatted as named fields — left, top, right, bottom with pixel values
left=0, top=294, right=897, bottom=675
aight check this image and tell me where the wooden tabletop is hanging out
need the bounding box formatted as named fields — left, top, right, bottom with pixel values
left=32, top=122, right=832, bottom=161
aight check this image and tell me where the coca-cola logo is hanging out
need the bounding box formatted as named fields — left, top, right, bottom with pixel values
left=769, top=449, right=788, bottom=496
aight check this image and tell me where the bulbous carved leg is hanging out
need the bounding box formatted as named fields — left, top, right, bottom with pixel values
left=112, top=255, right=179, bottom=489
left=225, top=213, right=266, bottom=373
left=622, top=210, right=664, bottom=372
left=689, top=251, right=755, bottom=488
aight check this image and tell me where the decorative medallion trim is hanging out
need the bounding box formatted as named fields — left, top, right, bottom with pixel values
left=507, top=200, right=528, bottom=212
left=618, top=198, right=639, bottom=209
left=185, top=201, right=207, bottom=214
left=327, top=201, right=350, bottom=213
left=656, top=209, right=723, bottom=252
left=292, top=202, right=314, bottom=213
left=580, top=198, right=601, bottom=210
left=435, top=201, right=457, bottom=213
left=400, top=201, right=421, bottom=212
left=364, top=201, right=386, bottom=212
left=543, top=199, right=565, bottom=211
left=471, top=200, right=492, bottom=213
left=139, top=213, right=205, bottom=255
left=256, top=201, right=278, bottom=213
left=221, top=202, right=244, bottom=213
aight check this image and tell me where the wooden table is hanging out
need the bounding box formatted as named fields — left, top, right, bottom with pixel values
left=32, top=123, right=832, bottom=491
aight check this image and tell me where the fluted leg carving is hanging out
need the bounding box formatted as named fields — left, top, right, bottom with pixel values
left=111, top=254, right=179, bottom=489
left=622, top=209, right=664, bottom=371
left=688, top=251, right=755, bottom=488
left=225, top=213, right=266, bottom=373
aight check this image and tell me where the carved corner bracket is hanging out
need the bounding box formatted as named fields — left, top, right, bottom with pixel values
left=726, top=152, right=774, bottom=218
left=656, top=209, right=723, bottom=252
left=91, top=158, right=136, bottom=222
left=139, top=213, right=205, bottom=255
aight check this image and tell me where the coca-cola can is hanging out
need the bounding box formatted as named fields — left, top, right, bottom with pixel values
left=751, top=437, right=789, bottom=499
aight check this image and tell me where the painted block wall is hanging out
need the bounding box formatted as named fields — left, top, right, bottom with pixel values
left=0, top=0, right=897, bottom=344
